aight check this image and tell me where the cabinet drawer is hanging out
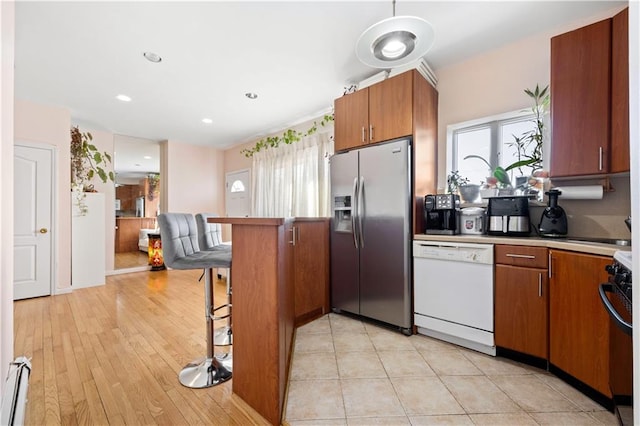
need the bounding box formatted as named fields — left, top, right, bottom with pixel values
left=495, top=245, right=548, bottom=268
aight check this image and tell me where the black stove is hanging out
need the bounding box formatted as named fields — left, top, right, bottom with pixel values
left=600, top=250, right=633, bottom=426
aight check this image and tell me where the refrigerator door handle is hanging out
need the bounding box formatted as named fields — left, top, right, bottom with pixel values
left=352, top=177, right=359, bottom=249
left=358, top=176, right=365, bottom=248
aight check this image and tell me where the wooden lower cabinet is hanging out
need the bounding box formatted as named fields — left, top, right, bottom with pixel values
left=293, top=220, right=330, bottom=325
left=494, top=245, right=549, bottom=359
left=115, top=217, right=157, bottom=253
left=549, top=250, right=612, bottom=397
left=495, top=264, right=548, bottom=359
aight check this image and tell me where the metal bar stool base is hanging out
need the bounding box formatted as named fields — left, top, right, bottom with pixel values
left=179, top=354, right=232, bottom=388
left=214, top=326, right=233, bottom=346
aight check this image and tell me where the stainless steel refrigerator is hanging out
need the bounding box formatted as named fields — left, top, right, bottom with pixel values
left=330, top=137, right=412, bottom=334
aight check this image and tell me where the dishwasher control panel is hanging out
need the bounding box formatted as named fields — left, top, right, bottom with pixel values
left=413, top=241, right=494, bottom=264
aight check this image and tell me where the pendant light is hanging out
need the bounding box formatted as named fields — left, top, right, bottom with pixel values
left=356, top=0, right=434, bottom=68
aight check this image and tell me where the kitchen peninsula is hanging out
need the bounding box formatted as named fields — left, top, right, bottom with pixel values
left=210, top=217, right=329, bottom=425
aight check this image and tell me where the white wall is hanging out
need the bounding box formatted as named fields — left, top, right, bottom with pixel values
left=0, top=0, right=15, bottom=389
left=14, top=100, right=72, bottom=291
left=161, top=140, right=225, bottom=215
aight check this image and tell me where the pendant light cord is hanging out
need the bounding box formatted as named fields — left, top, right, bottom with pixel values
left=392, top=0, right=396, bottom=17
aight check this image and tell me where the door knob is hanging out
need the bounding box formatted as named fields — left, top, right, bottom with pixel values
left=39, top=228, right=48, bottom=234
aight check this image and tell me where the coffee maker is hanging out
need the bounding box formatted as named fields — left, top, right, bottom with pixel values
left=538, top=189, right=568, bottom=237
left=424, top=194, right=460, bottom=235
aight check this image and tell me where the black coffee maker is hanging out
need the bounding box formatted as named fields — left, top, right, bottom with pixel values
left=424, top=194, right=460, bottom=235
left=538, top=189, right=568, bottom=237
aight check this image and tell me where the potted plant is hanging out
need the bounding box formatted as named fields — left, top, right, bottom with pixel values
left=446, top=170, right=480, bottom=202
left=70, top=126, right=114, bottom=214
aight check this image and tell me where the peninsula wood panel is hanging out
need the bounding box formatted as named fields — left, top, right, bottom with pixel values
left=549, top=250, right=611, bottom=397
left=230, top=220, right=294, bottom=426
left=293, top=220, right=330, bottom=325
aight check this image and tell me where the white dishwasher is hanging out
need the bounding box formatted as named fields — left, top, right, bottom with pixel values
left=413, top=240, right=495, bottom=355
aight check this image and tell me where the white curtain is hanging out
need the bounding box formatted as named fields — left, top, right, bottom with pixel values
left=252, top=130, right=334, bottom=217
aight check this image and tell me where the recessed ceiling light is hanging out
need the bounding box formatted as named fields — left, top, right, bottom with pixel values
left=202, top=118, right=213, bottom=124
left=245, top=92, right=258, bottom=100
left=116, top=94, right=132, bottom=102
left=143, top=156, right=152, bottom=160
left=143, top=52, right=162, bottom=63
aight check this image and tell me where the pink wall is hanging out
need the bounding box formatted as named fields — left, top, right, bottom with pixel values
left=14, top=99, right=72, bottom=291
left=161, top=140, right=225, bottom=216
left=1, top=0, right=15, bottom=387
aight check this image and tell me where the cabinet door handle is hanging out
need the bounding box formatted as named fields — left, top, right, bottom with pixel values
left=548, top=252, right=552, bottom=278
left=361, top=126, right=366, bottom=143
left=369, top=124, right=374, bottom=141
left=506, top=253, right=535, bottom=259
left=289, top=227, right=296, bottom=246
left=599, top=146, right=603, bottom=171
left=538, top=273, right=542, bottom=297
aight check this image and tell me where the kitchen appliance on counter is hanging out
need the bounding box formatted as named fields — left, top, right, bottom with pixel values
left=424, top=194, right=460, bottom=235
left=460, top=207, right=485, bottom=235
left=414, top=240, right=495, bottom=355
left=599, top=250, right=633, bottom=426
left=330, top=138, right=412, bottom=334
left=486, top=196, right=530, bottom=236
left=539, top=189, right=568, bottom=237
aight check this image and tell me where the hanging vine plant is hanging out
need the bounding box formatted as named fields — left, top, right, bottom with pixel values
left=240, top=114, right=334, bottom=158
left=147, top=173, right=160, bottom=200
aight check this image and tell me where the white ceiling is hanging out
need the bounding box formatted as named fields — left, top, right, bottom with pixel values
left=15, top=1, right=625, bottom=157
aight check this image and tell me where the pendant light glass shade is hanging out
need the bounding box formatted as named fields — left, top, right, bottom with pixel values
left=356, top=16, right=434, bottom=68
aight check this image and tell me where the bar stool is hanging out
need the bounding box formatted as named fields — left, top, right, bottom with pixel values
left=196, top=213, right=232, bottom=347
left=158, top=213, right=232, bottom=388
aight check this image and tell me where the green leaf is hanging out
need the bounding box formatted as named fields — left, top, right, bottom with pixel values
left=97, top=169, right=107, bottom=183
left=93, top=152, right=102, bottom=163
left=492, top=167, right=512, bottom=185
left=504, top=159, right=536, bottom=172
left=88, top=144, right=97, bottom=151
left=108, top=171, right=115, bottom=182
left=87, top=169, right=94, bottom=180
left=104, top=153, right=112, bottom=163
left=463, top=155, right=492, bottom=170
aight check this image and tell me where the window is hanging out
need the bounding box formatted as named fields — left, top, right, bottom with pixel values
left=448, top=111, right=540, bottom=187
left=230, top=180, right=245, bottom=193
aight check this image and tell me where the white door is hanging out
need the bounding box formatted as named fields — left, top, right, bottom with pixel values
left=225, top=169, right=251, bottom=217
left=14, top=144, right=54, bottom=300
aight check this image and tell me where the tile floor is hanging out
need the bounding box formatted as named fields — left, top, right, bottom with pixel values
left=284, top=313, right=618, bottom=426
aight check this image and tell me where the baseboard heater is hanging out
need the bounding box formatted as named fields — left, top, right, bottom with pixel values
left=0, top=357, right=32, bottom=426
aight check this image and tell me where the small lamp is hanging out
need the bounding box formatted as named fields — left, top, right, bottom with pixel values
left=148, top=232, right=166, bottom=271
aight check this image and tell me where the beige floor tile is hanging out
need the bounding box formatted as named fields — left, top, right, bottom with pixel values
left=368, top=330, right=415, bottom=351
left=462, top=350, right=533, bottom=375
left=336, top=351, right=387, bottom=379
left=534, top=373, right=609, bottom=411
left=490, top=375, right=579, bottom=412
left=297, top=316, right=332, bottom=335
left=290, top=352, right=339, bottom=380
left=391, top=377, right=465, bottom=416
left=420, top=350, right=483, bottom=376
left=408, top=414, right=474, bottom=425
left=330, top=314, right=367, bottom=334
left=377, top=350, right=436, bottom=377
left=341, top=378, right=405, bottom=418
left=333, top=333, right=375, bottom=353
left=441, top=376, right=521, bottom=414
left=529, top=411, right=603, bottom=425
left=295, top=332, right=335, bottom=353
left=288, top=420, right=347, bottom=426
left=469, top=412, right=538, bottom=425
left=346, top=416, right=411, bottom=425
left=409, top=333, right=464, bottom=352
left=588, top=410, right=620, bottom=425
left=286, top=379, right=345, bottom=421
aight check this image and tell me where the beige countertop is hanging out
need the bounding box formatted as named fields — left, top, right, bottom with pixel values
left=414, top=234, right=630, bottom=257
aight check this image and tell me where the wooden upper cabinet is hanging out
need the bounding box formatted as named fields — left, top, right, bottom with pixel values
left=333, top=70, right=415, bottom=152
left=334, top=88, right=369, bottom=152
left=611, top=7, right=629, bottom=173
left=550, top=18, right=612, bottom=177
left=368, top=71, right=413, bottom=143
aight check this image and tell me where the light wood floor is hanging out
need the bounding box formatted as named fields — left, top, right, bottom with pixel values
left=114, top=251, right=151, bottom=270
left=13, top=269, right=269, bottom=425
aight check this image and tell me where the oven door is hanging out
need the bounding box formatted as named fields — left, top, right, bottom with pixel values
left=599, top=283, right=633, bottom=426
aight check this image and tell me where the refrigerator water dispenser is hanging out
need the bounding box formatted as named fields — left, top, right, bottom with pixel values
left=333, top=195, right=352, bottom=233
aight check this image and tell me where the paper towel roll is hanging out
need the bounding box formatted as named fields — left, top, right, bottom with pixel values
left=554, top=185, right=604, bottom=200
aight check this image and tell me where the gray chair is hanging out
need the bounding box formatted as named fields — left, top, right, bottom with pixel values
left=195, top=213, right=232, bottom=346
left=158, top=213, right=232, bottom=389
